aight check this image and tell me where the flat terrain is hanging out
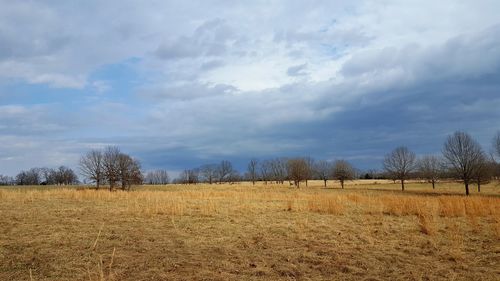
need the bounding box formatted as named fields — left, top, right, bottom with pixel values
left=1, top=180, right=499, bottom=280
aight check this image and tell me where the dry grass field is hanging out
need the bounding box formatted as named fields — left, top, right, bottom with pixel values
left=1, top=180, right=499, bottom=280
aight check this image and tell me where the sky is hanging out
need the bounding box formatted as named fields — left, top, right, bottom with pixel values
left=1, top=0, right=500, bottom=177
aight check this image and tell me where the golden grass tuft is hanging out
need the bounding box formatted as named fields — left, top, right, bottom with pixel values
left=445, top=221, right=465, bottom=261
left=493, top=217, right=500, bottom=238
left=439, top=197, right=466, bottom=217
left=306, top=194, right=344, bottom=215
left=285, top=199, right=294, bottom=211
left=417, top=213, right=435, bottom=235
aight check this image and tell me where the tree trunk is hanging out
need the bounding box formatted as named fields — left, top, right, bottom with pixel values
left=477, top=178, right=481, bottom=192
left=96, top=180, right=100, bottom=190
left=305, top=180, right=308, bottom=187
left=324, top=179, right=327, bottom=188
left=401, top=179, right=405, bottom=191
left=465, top=182, right=469, bottom=196
left=252, top=180, right=255, bottom=185
left=341, top=179, right=344, bottom=189
left=110, top=180, right=116, bottom=192
left=432, top=180, right=435, bottom=189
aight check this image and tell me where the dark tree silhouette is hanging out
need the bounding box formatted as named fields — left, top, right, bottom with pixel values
left=247, top=159, right=259, bottom=185
left=473, top=154, right=494, bottom=193
left=145, top=169, right=170, bottom=185
left=314, top=160, right=332, bottom=187
left=383, top=146, right=416, bottom=191
left=417, top=155, right=442, bottom=189
left=442, top=131, right=484, bottom=196
left=332, top=160, right=355, bottom=189
left=494, top=131, right=500, bottom=158
left=216, top=160, right=233, bottom=183
left=200, top=164, right=217, bottom=184
left=103, top=146, right=121, bottom=191
left=79, top=149, right=104, bottom=189
left=287, top=158, right=309, bottom=188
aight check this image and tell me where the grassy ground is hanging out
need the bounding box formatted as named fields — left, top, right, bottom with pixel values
left=0, top=180, right=499, bottom=280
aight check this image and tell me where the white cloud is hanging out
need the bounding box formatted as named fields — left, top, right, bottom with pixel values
left=1, top=0, right=498, bottom=91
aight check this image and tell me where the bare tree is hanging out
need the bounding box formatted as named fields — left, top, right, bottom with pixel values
left=287, top=158, right=309, bottom=187
left=260, top=160, right=272, bottom=185
left=0, top=175, right=13, bottom=185
left=118, top=153, right=133, bottom=190
left=15, top=168, right=41, bottom=185
left=383, top=146, right=416, bottom=191
left=474, top=154, right=494, bottom=193
left=216, top=160, right=233, bottom=183
left=442, top=131, right=484, bottom=196
left=200, top=164, right=217, bottom=184
left=103, top=146, right=121, bottom=191
left=117, top=154, right=143, bottom=190
left=81, top=147, right=141, bottom=190
left=304, top=157, right=315, bottom=187
left=39, top=167, right=54, bottom=185
left=227, top=170, right=241, bottom=184
left=314, top=160, right=332, bottom=187
left=494, top=131, right=500, bottom=158
left=145, top=169, right=170, bottom=185
left=16, top=166, right=78, bottom=186
left=55, top=166, right=78, bottom=185
left=79, top=149, right=104, bottom=189
left=492, top=132, right=500, bottom=179
left=417, top=155, right=442, bottom=189
left=332, top=160, right=355, bottom=189
left=270, top=158, right=288, bottom=184
left=179, top=169, right=199, bottom=184
left=247, top=159, right=259, bottom=185
left=129, top=160, right=143, bottom=187
left=362, top=169, right=379, bottom=180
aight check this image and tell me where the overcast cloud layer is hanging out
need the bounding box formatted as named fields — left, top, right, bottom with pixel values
left=1, top=0, right=499, bottom=176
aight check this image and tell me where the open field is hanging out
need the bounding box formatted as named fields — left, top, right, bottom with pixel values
left=1, top=180, right=499, bottom=280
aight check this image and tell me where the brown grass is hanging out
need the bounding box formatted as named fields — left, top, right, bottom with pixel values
left=306, top=194, right=344, bottom=215
left=0, top=180, right=499, bottom=280
left=417, top=213, right=435, bottom=235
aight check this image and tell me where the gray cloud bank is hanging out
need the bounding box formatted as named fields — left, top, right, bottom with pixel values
left=1, top=1, right=499, bottom=176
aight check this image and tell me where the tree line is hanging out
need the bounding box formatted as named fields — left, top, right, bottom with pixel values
left=0, top=166, right=79, bottom=186
left=383, top=131, right=500, bottom=195
left=170, top=131, right=500, bottom=195
left=1, top=131, right=499, bottom=195
left=1, top=146, right=144, bottom=189
left=172, top=157, right=360, bottom=188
